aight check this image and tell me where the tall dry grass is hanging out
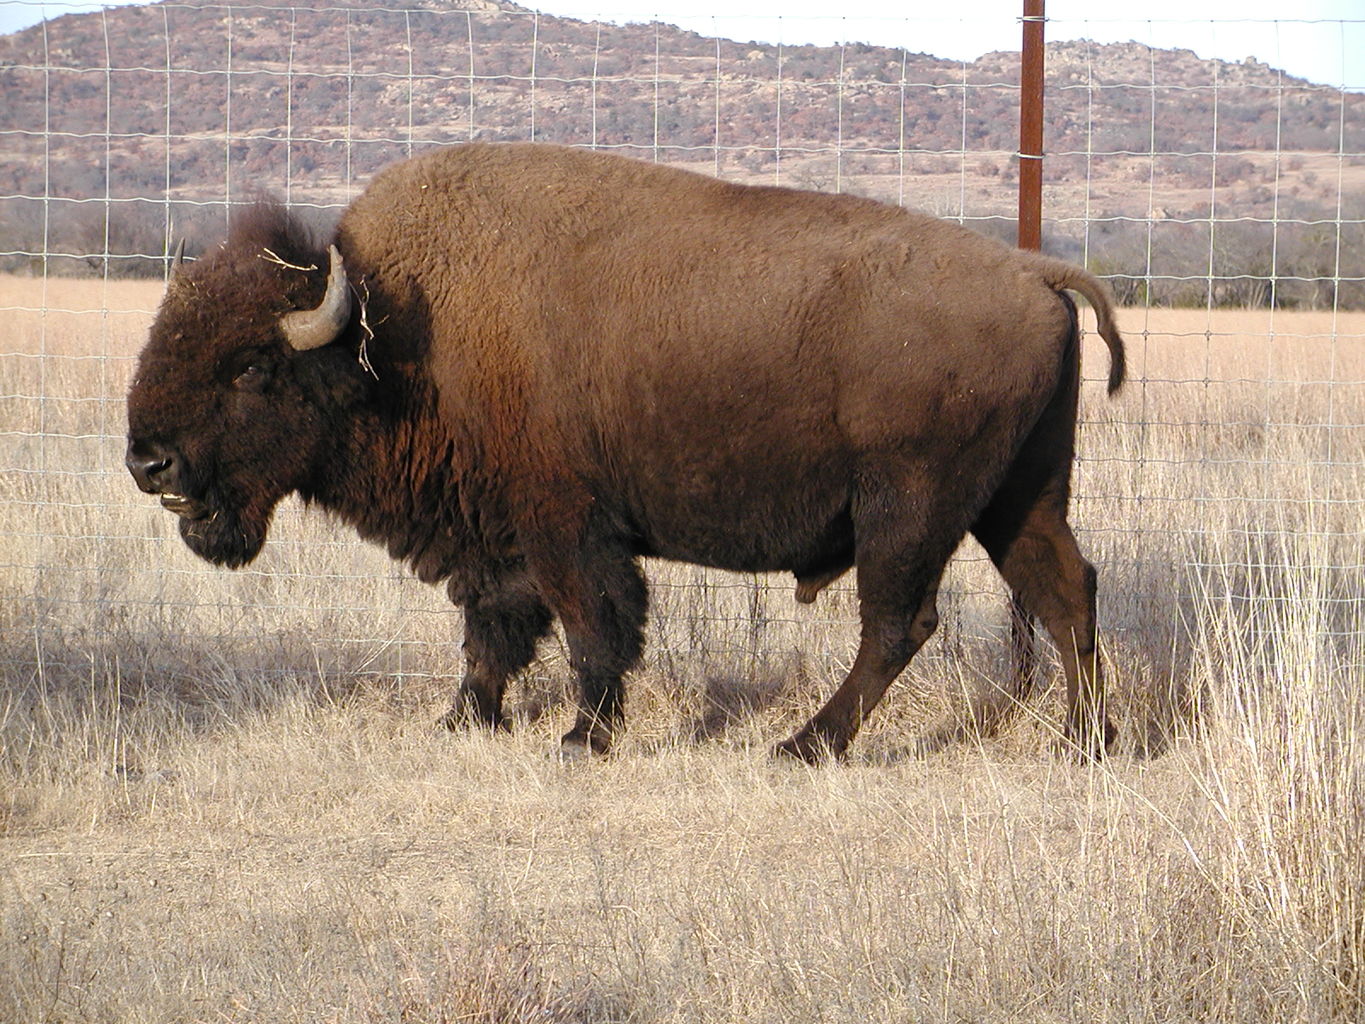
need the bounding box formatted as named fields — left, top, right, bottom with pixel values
left=1, top=275, right=1363, bottom=1022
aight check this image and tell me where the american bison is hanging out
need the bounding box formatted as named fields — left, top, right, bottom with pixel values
left=126, top=142, right=1124, bottom=762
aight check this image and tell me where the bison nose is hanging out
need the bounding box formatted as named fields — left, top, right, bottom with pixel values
left=125, top=439, right=178, bottom=494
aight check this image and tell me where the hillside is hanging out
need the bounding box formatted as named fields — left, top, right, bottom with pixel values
left=0, top=0, right=1360, bottom=305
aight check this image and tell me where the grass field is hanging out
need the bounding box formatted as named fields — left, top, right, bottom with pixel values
left=2, top=275, right=1363, bottom=1022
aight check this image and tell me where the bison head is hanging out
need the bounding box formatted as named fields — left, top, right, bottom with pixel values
left=126, top=206, right=364, bottom=567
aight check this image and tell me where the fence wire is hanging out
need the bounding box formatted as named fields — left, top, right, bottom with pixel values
left=1, top=3, right=1361, bottom=706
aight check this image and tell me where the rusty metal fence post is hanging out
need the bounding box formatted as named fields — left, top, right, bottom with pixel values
left=1018, top=0, right=1045, bottom=250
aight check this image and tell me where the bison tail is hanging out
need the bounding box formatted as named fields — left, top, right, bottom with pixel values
left=1038, top=260, right=1127, bottom=396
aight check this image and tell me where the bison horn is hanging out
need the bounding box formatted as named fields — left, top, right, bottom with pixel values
left=164, top=239, right=187, bottom=292
left=280, top=245, right=351, bottom=351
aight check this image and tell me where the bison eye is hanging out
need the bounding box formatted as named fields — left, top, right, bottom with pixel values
left=232, top=363, right=270, bottom=392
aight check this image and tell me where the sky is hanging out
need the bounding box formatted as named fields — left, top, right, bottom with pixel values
left=0, top=0, right=1360, bottom=89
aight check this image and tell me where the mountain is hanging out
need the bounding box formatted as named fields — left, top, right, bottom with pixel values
left=1, top=0, right=1359, bottom=306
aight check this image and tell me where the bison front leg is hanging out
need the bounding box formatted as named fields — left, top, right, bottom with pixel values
left=542, top=551, right=648, bottom=758
left=440, top=587, right=553, bottom=734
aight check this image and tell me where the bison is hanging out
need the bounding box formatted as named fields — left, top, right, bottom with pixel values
left=126, top=142, right=1125, bottom=762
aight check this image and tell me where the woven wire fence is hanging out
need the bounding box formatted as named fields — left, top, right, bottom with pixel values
left=1, top=3, right=1362, bottom=714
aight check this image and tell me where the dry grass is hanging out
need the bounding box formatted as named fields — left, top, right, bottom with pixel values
left=2, top=275, right=1363, bottom=1022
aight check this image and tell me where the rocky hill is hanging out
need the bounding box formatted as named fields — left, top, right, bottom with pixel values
left=1, top=0, right=1359, bottom=305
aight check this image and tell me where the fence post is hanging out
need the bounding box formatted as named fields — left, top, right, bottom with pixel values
left=1018, top=0, right=1045, bottom=250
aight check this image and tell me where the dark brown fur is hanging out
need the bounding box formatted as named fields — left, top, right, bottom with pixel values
left=126, top=142, right=1125, bottom=761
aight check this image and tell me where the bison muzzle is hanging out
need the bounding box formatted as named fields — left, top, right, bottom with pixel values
left=126, top=142, right=1125, bottom=762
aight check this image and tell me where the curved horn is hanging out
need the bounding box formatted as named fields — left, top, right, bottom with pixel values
left=163, top=239, right=187, bottom=293
left=280, top=245, right=351, bottom=352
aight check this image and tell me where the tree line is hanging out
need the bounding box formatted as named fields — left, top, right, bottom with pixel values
left=2, top=190, right=1358, bottom=311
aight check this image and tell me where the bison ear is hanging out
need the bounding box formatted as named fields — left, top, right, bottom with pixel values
left=280, top=245, right=352, bottom=352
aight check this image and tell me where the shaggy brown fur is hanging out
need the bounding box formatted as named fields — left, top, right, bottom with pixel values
left=126, top=142, right=1125, bottom=762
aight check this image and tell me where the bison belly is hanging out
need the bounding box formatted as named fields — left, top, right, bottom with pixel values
left=629, top=455, right=856, bottom=574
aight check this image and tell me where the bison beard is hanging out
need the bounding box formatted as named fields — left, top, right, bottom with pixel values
left=126, top=142, right=1126, bottom=763
left=176, top=495, right=272, bottom=569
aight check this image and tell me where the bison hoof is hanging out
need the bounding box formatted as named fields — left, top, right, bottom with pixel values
left=559, top=725, right=613, bottom=759
left=437, top=704, right=509, bottom=734
left=557, top=737, right=596, bottom=763
left=773, top=729, right=844, bottom=765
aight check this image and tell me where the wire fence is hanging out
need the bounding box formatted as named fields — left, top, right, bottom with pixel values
left=2, top=3, right=1362, bottom=711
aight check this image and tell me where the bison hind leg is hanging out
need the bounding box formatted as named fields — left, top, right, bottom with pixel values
left=777, top=579, right=943, bottom=764
left=778, top=462, right=982, bottom=763
left=777, top=508, right=961, bottom=764
left=973, top=496, right=1114, bottom=762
